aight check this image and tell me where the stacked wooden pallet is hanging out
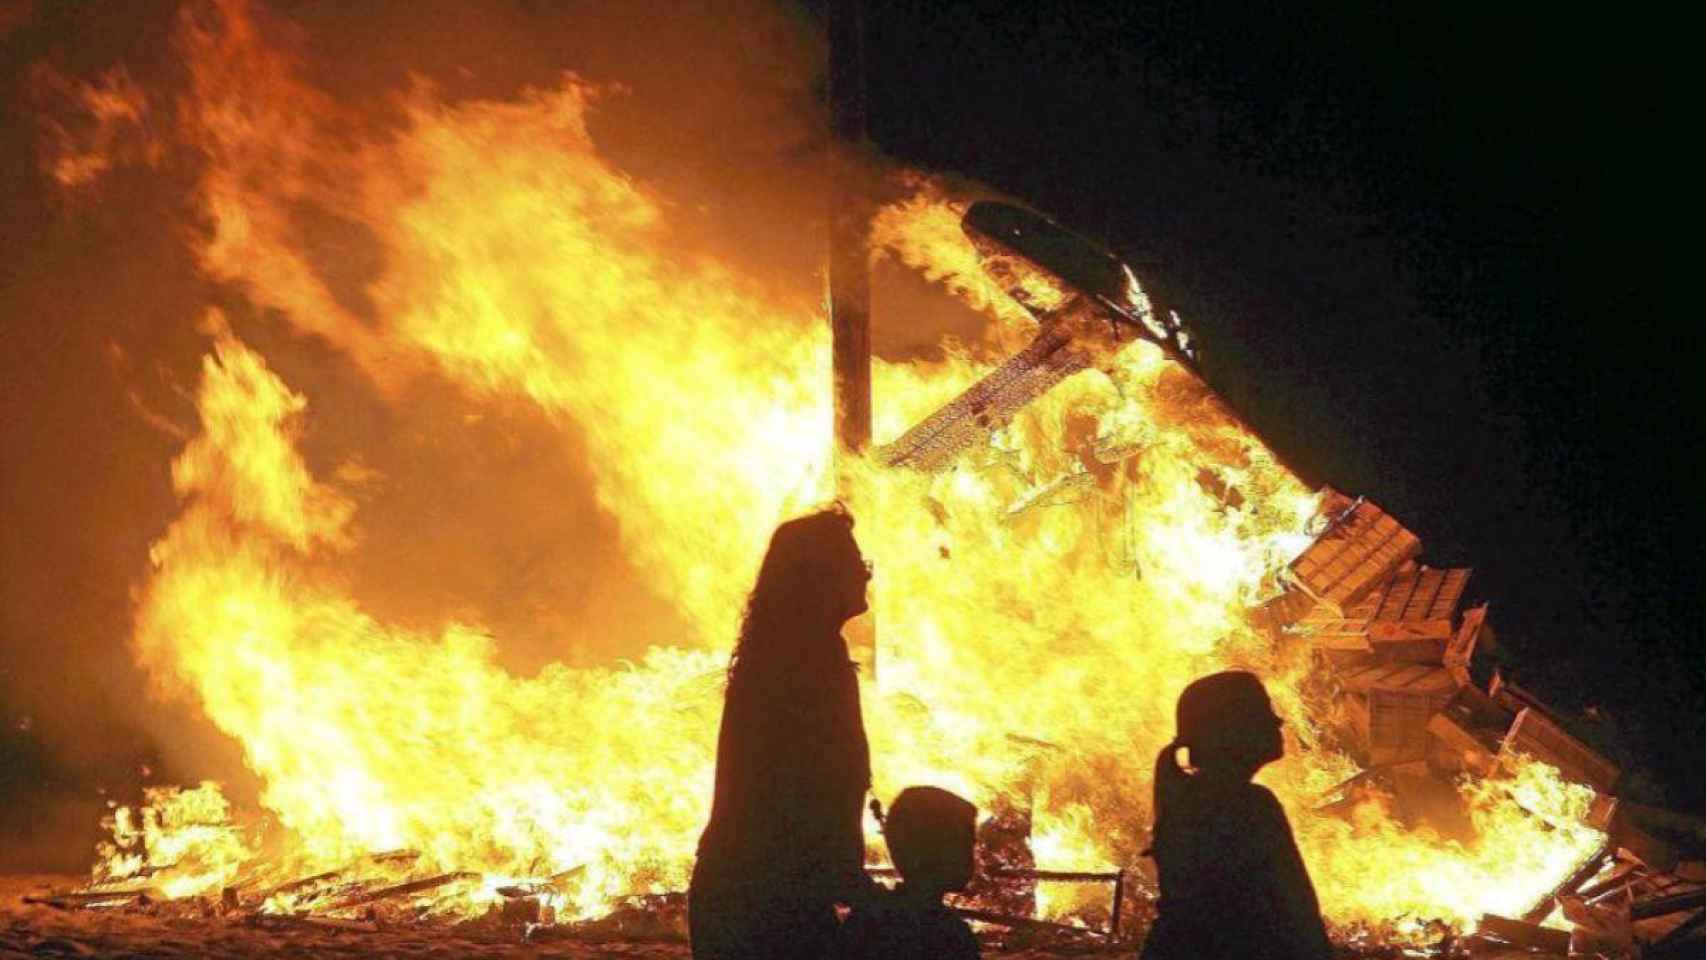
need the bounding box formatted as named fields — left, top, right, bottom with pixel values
left=1267, top=490, right=1706, bottom=956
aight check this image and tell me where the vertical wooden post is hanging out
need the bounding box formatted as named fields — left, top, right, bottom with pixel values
left=828, top=0, right=876, bottom=678
left=828, top=0, right=871, bottom=464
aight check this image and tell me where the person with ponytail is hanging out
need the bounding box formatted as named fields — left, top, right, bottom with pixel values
left=1141, top=671, right=1331, bottom=960
left=688, top=506, right=876, bottom=960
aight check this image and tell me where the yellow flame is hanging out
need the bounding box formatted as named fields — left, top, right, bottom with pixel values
left=97, top=782, right=253, bottom=898
left=89, top=0, right=1603, bottom=935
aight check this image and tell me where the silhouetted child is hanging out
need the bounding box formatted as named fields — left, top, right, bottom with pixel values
left=1141, top=671, right=1331, bottom=960
left=840, top=786, right=980, bottom=960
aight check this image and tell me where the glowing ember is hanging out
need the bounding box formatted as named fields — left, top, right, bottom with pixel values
left=55, top=0, right=1604, bottom=938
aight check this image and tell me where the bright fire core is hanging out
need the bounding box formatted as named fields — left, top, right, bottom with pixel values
left=72, top=0, right=1601, bottom=938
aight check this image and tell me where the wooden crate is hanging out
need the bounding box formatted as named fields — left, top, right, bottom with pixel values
left=1250, top=587, right=1319, bottom=642
left=1337, top=661, right=1457, bottom=765
left=1367, top=565, right=1472, bottom=662
left=1426, top=686, right=1511, bottom=776
left=1374, top=565, right=1472, bottom=622
left=1444, top=604, right=1490, bottom=686
left=1587, top=796, right=1680, bottom=871
left=1501, top=707, right=1622, bottom=794
left=1288, top=499, right=1422, bottom=612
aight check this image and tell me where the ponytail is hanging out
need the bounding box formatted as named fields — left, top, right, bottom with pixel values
left=1151, top=739, right=1188, bottom=832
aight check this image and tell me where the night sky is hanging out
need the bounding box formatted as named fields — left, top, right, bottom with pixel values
left=1, top=0, right=1699, bottom=871
left=848, top=1, right=1698, bottom=806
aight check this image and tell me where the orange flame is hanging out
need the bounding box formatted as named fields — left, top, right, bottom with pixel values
left=79, top=0, right=1602, bottom=934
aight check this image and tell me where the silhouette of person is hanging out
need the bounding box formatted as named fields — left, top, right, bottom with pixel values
left=841, top=786, right=981, bottom=960
left=1141, top=671, right=1331, bottom=960
left=689, top=506, right=875, bottom=960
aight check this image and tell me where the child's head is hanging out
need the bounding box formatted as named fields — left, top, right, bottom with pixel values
left=883, top=786, right=978, bottom=895
left=1174, top=670, right=1284, bottom=775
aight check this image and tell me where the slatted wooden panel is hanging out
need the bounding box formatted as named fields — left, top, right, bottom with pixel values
left=1372, top=566, right=1473, bottom=622
left=1251, top=588, right=1318, bottom=639
left=1444, top=604, right=1489, bottom=686
left=1427, top=710, right=1500, bottom=772
left=1374, top=567, right=1429, bottom=620
left=1370, top=689, right=1451, bottom=760
left=1427, top=568, right=1472, bottom=620
left=1438, top=683, right=1513, bottom=734
left=1346, top=579, right=1389, bottom=619
left=1338, top=660, right=1456, bottom=697
left=1289, top=501, right=1421, bottom=610
left=1502, top=708, right=1622, bottom=793
left=1368, top=620, right=1454, bottom=662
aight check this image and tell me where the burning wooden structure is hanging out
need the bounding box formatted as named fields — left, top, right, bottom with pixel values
left=18, top=201, right=1701, bottom=960
left=1263, top=491, right=1706, bottom=956
left=9, top=6, right=1699, bottom=954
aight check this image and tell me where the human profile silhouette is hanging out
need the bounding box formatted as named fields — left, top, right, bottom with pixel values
left=688, top=506, right=875, bottom=960
left=841, top=786, right=981, bottom=960
left=1141, top=670, right=1331, bottom=960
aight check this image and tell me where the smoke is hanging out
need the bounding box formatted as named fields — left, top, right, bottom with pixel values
left=1, top=0, right=980, bottom=870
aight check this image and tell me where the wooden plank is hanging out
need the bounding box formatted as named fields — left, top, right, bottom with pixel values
left=1344, top=693, right=1372, bottom=749
left=1441, top=684, right=1514, bottom=733
left=1652, top=906, right=1706, bottom=952
left=1302, top=616, right=1374, bottom=651
left=320, top=872, right=479, bottom=913
left=1477, top=913, right=1571, bottom=952
left=828, top=0, right=872, bottom=459
left=1250, top=589, right=1318, bottom=640
left=1634, top=888, right=1706, bottom=921
left=1404, top=568, right=1445, bottom=620
left=1368, top=619, right=1454, bottom=663
left=1577, top=859, right=1640, bottom=902
left=1338, top=660, right=1455, bottom=697
left=1445, top=604, right=1489, bottom=686
left=951, top=907, right=1108, bottom=939
left=1523, top=844, right=1613, bottom=923
left=1430, top=568, right=1472, bottom=620
left=1427, top=711, right=1500, bottom=775
left=1369, top=688, right=1454, bottom=764
left=1589, top=797, right=1680, bottom=872
left=1501, top=708, right=1622, bottom=794
left=1374, top=567, right=1423, bottom=620
left=1490, top=672, right=1554, bottom=720
left=1289, top=500, right=1422, bottom=610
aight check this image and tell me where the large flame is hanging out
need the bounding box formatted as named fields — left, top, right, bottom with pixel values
left=72, top=0, right=1601, bottom=934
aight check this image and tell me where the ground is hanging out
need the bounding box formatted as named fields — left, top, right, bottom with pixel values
left=2, top=877, right=1126, bottom=959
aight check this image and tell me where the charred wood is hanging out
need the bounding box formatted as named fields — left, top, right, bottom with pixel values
left=1475, top=913, right=1571, bottom=953
left=1521, top=843, right=1612, bottom=923
left=1499, top=707, right=1621, bottom=794
left=1650, top=906, right=1706, bottom=954
left=320, top=872, right=479, bottom=913
left=1633, top=887, right=1706, bottom=921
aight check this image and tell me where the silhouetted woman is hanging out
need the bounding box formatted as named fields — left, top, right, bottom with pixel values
left=1142, top=671, right=1331, bottom=960
left=689, top=507, right=875, bottom=960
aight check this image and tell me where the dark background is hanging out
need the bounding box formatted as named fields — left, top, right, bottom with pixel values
left=2, top=0, right=1698, bottom=872
left=848, top=0, right=1698, bottom=806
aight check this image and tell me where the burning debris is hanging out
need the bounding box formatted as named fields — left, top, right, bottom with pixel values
left=5, top=4, right=1698, bottom=959
left=1264, top=491, right=1706, bottom=956
left=880, top=201, right=1195, bottom=473
left=12, top=196, right=1696, bottom=959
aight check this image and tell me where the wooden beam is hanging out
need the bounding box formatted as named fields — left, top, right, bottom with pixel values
left=1522, top=843, right=1612, bottom=923
left=1634, top=888, right=1706, bottom=921
left=320, top=872, right=479, bottom=913
left=1476, top=913, right=1571, bottom=952
left=828, top=0, right=871, bottom=462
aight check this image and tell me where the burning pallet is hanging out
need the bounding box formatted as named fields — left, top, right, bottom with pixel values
left=1267, top=490, right=1706, bottom=957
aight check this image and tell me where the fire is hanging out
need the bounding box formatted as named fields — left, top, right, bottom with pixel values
left=96, top=782, right=253, bottom=899
left=68, top=0, right=1603, bottom=936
